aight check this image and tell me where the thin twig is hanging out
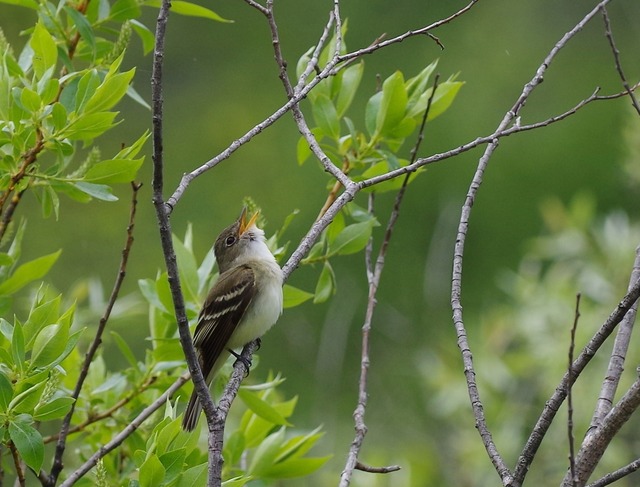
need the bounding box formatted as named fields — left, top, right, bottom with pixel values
left=59, top=373, right=190, bottom=487
left=354, top=461, right=401, bottom=474
left=48, top=182, right=142, bottom=486
left=8, top=442, right=24, bottom=487
left=165, top=1, right=479, bottom=210
left=339, top=75, right=438, bottom=487
left=567, top=294, right=581, bottom=487
left=601, top=6, right=640, bottom=115
left=336, top=0, right=478, bottom=64
left=586, top=457, right=640, bottom=487
left=43, top=373, right=157, bottom=444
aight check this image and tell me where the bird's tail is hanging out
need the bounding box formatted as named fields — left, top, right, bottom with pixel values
left=182, top=390, right=202, bottom=431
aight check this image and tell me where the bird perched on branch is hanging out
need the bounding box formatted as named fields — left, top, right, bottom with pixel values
left=182, top=208, right=283, bottom=431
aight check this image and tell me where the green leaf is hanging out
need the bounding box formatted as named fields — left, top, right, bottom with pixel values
left=159, top=448, right=186, bottom=483
left=313, top=261, right=335, bottom=304
left=84, top=69, right=135, bottom=113
left=73, top=182, right=118, bottom=201
left=276, top=426, right=324, bottom=462
left=0, top=0, right=38, bottom=9
left=283, top=285, right=313, bottom=309
left=172, top=232, right=199, bottom=302
left=74, top=70, right=100, bottom=113
left=30, top=22, right=57, bottom=78
left=145, top=0, right=231, bottom=22
left=0, top=250, right=61, bottom=296
left=110, top=0, right=141, bottom=21
left=11, top=322, right=25, bottom=370
left=110, top=331, right=138, bottom=367
left=377, top=70, right=408, bottom=137
left=222, top=476, right=252, bottom=487
left=64, top=6, right=96, bottom=53
left=407, top=80, right=464, bottom=121
left=224, top=430, right=246, bottom=467
left=131, top=20, right=155, bottom=55
left=335, top=62, right=363, bottom=117
left=20, top=88, right=41, bottom=112
left=9, top=419, right=44, bottom=472
left=31, top=323, right=69, bottom=368
left=263, top=456, right=331, bottom=479
left=33, top=396, right=75, bottom=421
left=311, top=94, right=340, bottom=140
left=0, top=372, right=14, bottom=410
left=50, top=102, right=68, bottom=131
left=139, top=453, right=166, bottom=487
left=10, top=381, right=46, bottom=413
left=23, top=293, right=61, bottom=348
left=329, top=221, right=376, bottom=256
left=61, top=111, right=119, bottom=141
left=175, top=463, right=207, bottom=487
left=238, top=389, right=291, bottom=426
left=405, top=60, right=438, bottom=113
left=248, top=427, right=286, bottom=476
left=83, top=158, right=143, bottom=183
left=365, top=91, right=381, bottom=138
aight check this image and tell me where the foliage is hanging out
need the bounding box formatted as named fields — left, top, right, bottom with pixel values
left=296, top=36, right=463, bottom=303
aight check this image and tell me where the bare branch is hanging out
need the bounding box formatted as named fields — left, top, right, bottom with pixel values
left=515, top=276, right=640, bottom=484
left=339, top=76, right=437, bottom=486
left=589, top=246, right=640, bottom=431
left=601, top=6, right=640, bottom=115
left=586, top=457, right=640, bottom=487
left=48, top=182, right=142, bottom=486
left=565, top=377, right=640, bottom=486
left=450, top=1, right=615, bottom=485
left=354, top=461, right=401, bottom=474
left=567, top=294, right=582, bottom=487
left=337, top=0, right=479, bottom=63
left=149, top=1, right=220, bottom=485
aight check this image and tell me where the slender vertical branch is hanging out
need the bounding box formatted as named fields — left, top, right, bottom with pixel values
left=339, top=75, right=437, bottom=486
left=47, top=182, right=142, bottom=486
left=567, top=294, right=582, bottom=487
left=601, top=6, right=640, bottom=115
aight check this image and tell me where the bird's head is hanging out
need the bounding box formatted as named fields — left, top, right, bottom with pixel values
left=214, top=207, right=269, bottom=273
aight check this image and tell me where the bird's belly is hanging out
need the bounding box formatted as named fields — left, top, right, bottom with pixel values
left=227, top=280, right=282, bottom=348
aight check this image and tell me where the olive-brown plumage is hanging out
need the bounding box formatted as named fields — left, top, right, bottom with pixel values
left=182, top=209, right=283, bottom=431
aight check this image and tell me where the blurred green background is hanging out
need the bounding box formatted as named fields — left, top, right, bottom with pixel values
left=3, top=0, right=640, bottom=485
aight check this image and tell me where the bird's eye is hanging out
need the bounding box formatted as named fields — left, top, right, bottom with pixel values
left=225, top=235, right=236, bottom=246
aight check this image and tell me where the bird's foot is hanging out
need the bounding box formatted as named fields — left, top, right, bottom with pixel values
left=228, top=349, right=252, bottom=376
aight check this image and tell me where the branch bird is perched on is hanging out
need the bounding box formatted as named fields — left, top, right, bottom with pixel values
left=182, top=208, right=284, bottom=431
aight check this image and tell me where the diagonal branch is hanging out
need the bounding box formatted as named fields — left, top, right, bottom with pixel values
left=59, top=373, right=190, bottom=487
left=514, top=276, right=640, bottom=484
left=47, top=182, right=142, bottom=487
left=588, top=247, right=640, bottom=432
left=564, top=378, right=640, bottom=486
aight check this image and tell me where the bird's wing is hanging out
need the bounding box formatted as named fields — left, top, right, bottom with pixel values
left=193, top=264, right=256, bottom=380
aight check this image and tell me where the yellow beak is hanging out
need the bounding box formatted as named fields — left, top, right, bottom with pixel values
left=239, top=208, right=260, bottom=235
